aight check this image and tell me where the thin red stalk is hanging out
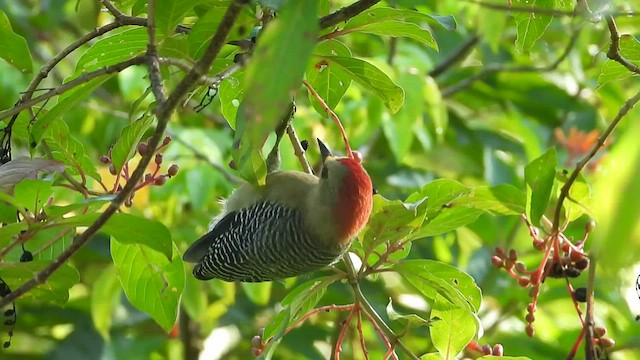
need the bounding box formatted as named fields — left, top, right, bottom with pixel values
left=356, top=310, right=370, bottom=360
left=301, top=80, right=353, bottom=158
left=361, top=307, right=398, bottom=360
left=335, top=305, right=358, bottom=360
left=284, top=304, right=354, bottom=335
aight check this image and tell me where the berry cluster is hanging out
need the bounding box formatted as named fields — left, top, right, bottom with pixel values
left=100, top=136, right=178, bottom=206
left=467, top=340, right=504, bottom=356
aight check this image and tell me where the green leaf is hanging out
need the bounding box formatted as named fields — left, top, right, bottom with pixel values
left=598, top=35, right=640, bottom=85
left=361, top=195, right=428, bottom=252
left=188, top=4, right=255, bottom=58
left=512, top=0, right=555, bottom=52
left=241, top=282, right=272, bottom=306
left=382, top=71, right=423, bottom=161
left=75, top=28, right=146, bottom=74
left=59, top=213, right=173, bottom=259
left=343, top=7, right=455, bottom=34
left=13, top=179, right=52, bottom=214
left=430, top=295, right=479, bottom=360
left=41, top=118, right=102, bottom=182
left=34, top=76, right=113, bottom=143
left=90, top=266, right=122, bottom=339
left=318, top=56, right=404, bottom=113
left=453, top=184, right=526, bottom=215
left=155, top=0, right=204, bottom=38
left=394, top=259, right=482, bottom=313
left=219, top=71, right=246, bottom=128
left=524, top=148, right=556, bottom=226
left=0, top=10, right=32, bottom=73
left=111, top=240, right=185, bottom=332
left=560, top=173, right=590, bottom=222
left=306, top=40, right=352, bottom=114
left=346, top=20, right=437, bottom=50
left=386, top=298, right=432, bottom=329
left=424, top=76, right=447, bottom=142
left=110, top=115, right=154, bottom=172
left=0, top=261, right=79, bottom=305
left=233, top=0, right=318, bottom=185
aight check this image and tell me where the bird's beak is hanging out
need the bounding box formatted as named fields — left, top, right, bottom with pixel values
left=317, top=139, right=332, bottom=161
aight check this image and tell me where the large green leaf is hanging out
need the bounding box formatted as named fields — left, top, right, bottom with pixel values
left=13, top=178, right=52, bottom=214
left=75, top=28, right=146, bottom=74
left=430, top=295, right=479, bottom=360
left=90, top=266, right=122, bottom=339
left=110, top=115, right=154, bottom=172
left=316, top=56, right=404, bottom=113
left=0, top=9, right=32, bottom=74
left=394, top=259, right=482, bottom=312
left=233, top=0, right=318, bottom=185
left=512, top=0, right=555, bottom=52
left=524, top=148, right=556, bottom=226
left=111, top=240, right=185, bottom=332
left=59, top=213, right=173, bottom=259
left=0, top=261, right=79, bottom=305
left=383, top=71, right=424, bottom=161
left=306, top=40, right=352, bottom=114
left=155, top=0, right=205, bottom=38
left=188, top=4, right=255, bottom=58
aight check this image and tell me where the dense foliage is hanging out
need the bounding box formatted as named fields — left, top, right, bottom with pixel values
left=0, top=0, right=638, bottom=359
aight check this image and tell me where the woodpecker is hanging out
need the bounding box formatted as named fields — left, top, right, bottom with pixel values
left=183, top=139, right=373, bottom=282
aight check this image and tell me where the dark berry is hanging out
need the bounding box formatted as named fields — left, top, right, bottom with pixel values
left=519, top=277, right=531, bottom=287
left=575, top=257, right=590, bottom=271
left=154, top=175, right=167, bottom=186
left=138, top=142, right=148, bottom=155
left=574, top=287, right=587, bottom=302
left=492, top=344, right=504, bottom=356
left=100, top=155, right=111, bottom=164
left=155, top=153, right=163, bottom=165
left=168, top=164, right=179, bottom=176
left=491, top=256, right=503, bottom=268
left=526, top=324, right=535, bottom=337
left=163, top=136, right=171, bottom=145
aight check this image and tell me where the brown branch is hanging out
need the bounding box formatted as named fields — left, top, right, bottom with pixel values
left=286, top=124, right=313, bottom=174
left=0, top=0, right=250, bottom=308
left=551, top=89, right=640, bottom=233
left=442, top=26, right=582, bottom=97
left=605, top=15, right=640, bottom=75
left=0, top=56, right=147, bottom=121
left=97, top=0, right=126, bottom=19
left=429, top=34, right=480, bottom=78
left=584, top=257, right=598, bottom=360
left=146, top=0, right=167, bottom=105
left=319, top=0, right=382, bottom=29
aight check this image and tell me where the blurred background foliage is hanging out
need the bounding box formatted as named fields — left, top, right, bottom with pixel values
left=0, top=0, right=638, bottom=359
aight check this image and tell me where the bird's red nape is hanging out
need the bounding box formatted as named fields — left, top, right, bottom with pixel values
left=335, top=158, right=373, bottom=243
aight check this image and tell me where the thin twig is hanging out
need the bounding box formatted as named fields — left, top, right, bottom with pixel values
left=1, top=56, right=147, bottom=121
left=319, top=0, right=382, bottom=29
left=442, top=26, right=582, bottom=97
left=146, top=0, right=167, bottom=105
left=356, top=310, right=370, bottom=360
left=334, top=305, right=357, bottom=360
left=286, top=125, right=313, bottom=174
left=429, top=34, right=480, bottom=78
left=551, top=90, right=640, bottom=232
left=584, top=257, right=598, bottom=360
left=605, top=15, right=640, bottom=75
left=98, top=0, right=126, bottom=19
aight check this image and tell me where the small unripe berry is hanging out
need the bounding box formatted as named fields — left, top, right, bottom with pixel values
left=138, top=142, right=148, bottom=155
left=594, top=326, right=606, bottom=337
left=519, top=277, right=531, bottom=287
left=168, top=164, right=179, bottom=176
left=251, top=335, right=262, bottom=348
left=482, top=344, right=492, bottom=355
left=163, top=136, right=172, bottom=145
left=495, top=247, right=506, bottom=257
left=154, top=175, right=167, bottom=186
left=508, top=249, right=518, bottom=261
left=100, top=155, right=111, bottom=164
left=599, top=337, right=615, bottom=349
left=145, top=173, right=153, bottom=182
left=155, top=153, right=163, bottom=165
left=533, top=239, right=545, bottom=250
left=109, top=164, right=117, bottom=175
left=124, top=199, right=133, bottom=207
left=491, top=256, right=503, bottom=268
left=492, top=344, right=504, bottom=356
left=525, top=324, right=535, bottom=337
left=515, top=262, right=527, bottom=273
left=585, top=219, right=596, bottom=233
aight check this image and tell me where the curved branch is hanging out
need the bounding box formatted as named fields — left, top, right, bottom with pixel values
left=319, top=0, right=381, bottom=29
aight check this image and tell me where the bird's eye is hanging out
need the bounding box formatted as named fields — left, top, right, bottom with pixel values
left=321, top=166, right=328, bottom=179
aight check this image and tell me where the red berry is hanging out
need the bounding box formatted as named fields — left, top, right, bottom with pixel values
left=570, top=250, right=584, bottom=262
left=168, top=164, right=179, bottom=176
left=251, top=335, right=262, bottom=348
left=491, top=256, right=503, bottom=268
left=525, top=324, right=535, bottom=337
left=492, top=344, right=504, bottom=356
left=163, top=136, right=171, bottom=145
left=561, top=241, right=570, bottom=253
left=100, top=155, right=111, bottom=164
left=495, top=247, right=506, bottom=257
left=526, top=313, right=535, bottom=323
left=109, top=164, right=117, bottom=175
left=138, top=142, right=148, bottom=155
left=594, top=326, right=606, bottom=337
left=155, top=153, right=163, bottom=165
left=482, top=344, right=492, bottom=355
left=518, top=277, right=531, bottom=287
left=154, top=175, right=167, bottom=186
left=509, top=249, right=518, bottom=261
left=515, top=262, right=527, bottom=273
left=124, top=199, right=133, bottom=207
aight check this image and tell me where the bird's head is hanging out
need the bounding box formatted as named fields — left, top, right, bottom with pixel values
left=316, top=139, right=373, bottom=243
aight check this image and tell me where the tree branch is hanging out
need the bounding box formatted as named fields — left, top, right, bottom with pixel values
left=0, top=0, right=250, bottom=308
left=605, top=15, right=640, bottom=75
left=319, top=0, right=381, bottom=29
left=429, top=34, right=480, bottom=78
